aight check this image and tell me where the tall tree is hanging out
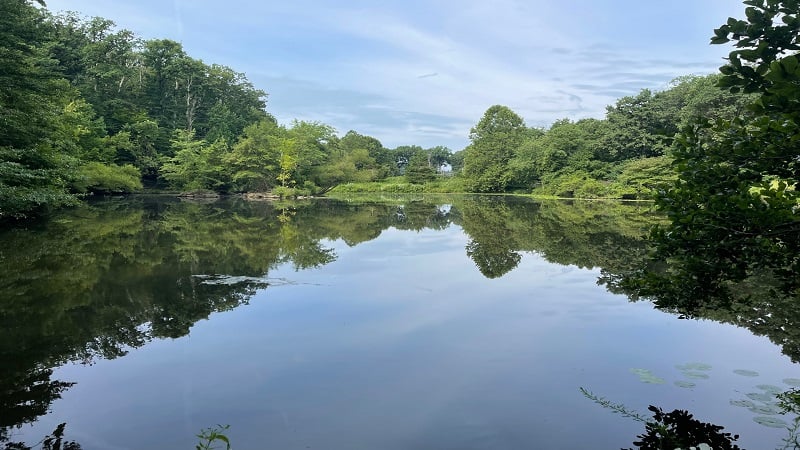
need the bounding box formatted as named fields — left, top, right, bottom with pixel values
left=463, top=105, right=527, bottom=192
left=0, top=0, right=79, bottom=219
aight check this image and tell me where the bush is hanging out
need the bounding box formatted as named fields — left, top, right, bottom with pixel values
left=72, top=162, right=142, bottom=194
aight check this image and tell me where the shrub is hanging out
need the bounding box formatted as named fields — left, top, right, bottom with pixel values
left=72, top=162, right=142, bottom=194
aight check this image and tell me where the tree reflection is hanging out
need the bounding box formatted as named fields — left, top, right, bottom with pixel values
left=11, top=194, right=795, bottom=437
left=456, top=197, right=526, bottom=278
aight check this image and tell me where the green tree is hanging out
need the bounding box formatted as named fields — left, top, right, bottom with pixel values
left=404, top=151, right=437, bottom=184
left=426, top=145, right=452, bottom=171
left=277, top=138, right=298, bottom=188
left=338, top=131, right=392, bottom=176
left=449, top=150, right=465, bottom=173
left=651, top=0, right=800, bottom=286
left=463, top=105, right=527, bottom=192
left=160, top=129, right=231, bottom=191
left=596, top=90, right=676, bottom=162
left=286, top=120, right=337, bottom=188
left=224, top=119, right=283, bottom=191
left=610, top=0, right=800, bottom=338
left=391, top=145, right=424, bottom=175
left=0, top=0, right=80, bottom=219
left=46, top=13, right=145, bottom=133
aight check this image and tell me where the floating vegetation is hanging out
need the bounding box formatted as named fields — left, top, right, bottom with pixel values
left=746, top=392, right=776, bottom=402
left=730, top=399, right=756, bottom=408
left=748, top=404, right=783, bottom=415
left=674, top=380, right=696, bottom=389
left=676, top=362, right=712, bottom=371
left=733, top=369, right=760, bottom=377
left=783, top=378, right=800, bottom=387
left=753, top=416, right=789, bottom=428
left=579, top=387, right=648, bottom=422
left=756, top=384, right=784, bottom=395
left=193, top=274, right=270, bottom=286
left=630, top=368, right=666, bottom=384
left=682, top=372, right=710, bottom=380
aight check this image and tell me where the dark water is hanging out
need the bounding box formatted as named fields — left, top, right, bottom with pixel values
left=1, top=196, right=798, bottom=449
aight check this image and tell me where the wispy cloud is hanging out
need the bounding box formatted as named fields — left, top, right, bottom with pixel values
left=44, top=0, right=746, bottom=148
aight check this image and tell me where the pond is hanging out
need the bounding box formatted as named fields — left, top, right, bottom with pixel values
left=1, top=195, right=798, bottom=449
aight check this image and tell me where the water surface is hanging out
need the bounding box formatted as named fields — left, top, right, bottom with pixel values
left=1, top=196, right=797, bottom=449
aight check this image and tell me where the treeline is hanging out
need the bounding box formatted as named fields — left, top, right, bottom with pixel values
left=1, top=0, right=762, bottom=220
left=0, top=0, right=454, bottom=219
left=456, top=75, right=753, bottom=198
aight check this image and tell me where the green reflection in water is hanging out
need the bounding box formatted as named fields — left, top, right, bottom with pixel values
left=2, top=194, right=798, bottom=447
left=0, top=196, right=659, bottom=435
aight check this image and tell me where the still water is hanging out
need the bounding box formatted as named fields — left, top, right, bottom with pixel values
left=1, top=195, right=798, bottom=449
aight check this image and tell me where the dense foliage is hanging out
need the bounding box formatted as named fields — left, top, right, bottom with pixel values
left=0, top=196, right=659, bottom=433
left=0, top=1, right=456, bottom=220
left=2, top=0, right=774, bottom=221
left=607, top=0, right=800, bottom=333
left=460, top=76, right=753, bottom=197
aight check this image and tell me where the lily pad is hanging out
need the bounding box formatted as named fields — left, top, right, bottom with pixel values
left=682, top=372, right=710, bottom=380
left=749, top=404, right=783, bottom=415
left=733, top=369, right=760, bottom=377
left=783, top=378, right=800, bottom=387
left=756, top=384, right=784, bottom=395
left=730, top=399, right=756, bottom=408
left=674, top=380, right=696, bottom=388
left=630, top=368, right=666, bottom=384
left=676, top=362, right=712, bottom=371
left=746, top=392, right=775, bottom=402
left=753, top=416, right=789, bottom=428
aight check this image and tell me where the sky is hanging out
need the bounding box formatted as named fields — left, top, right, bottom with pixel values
left=44, top=0, right=747, bottom=150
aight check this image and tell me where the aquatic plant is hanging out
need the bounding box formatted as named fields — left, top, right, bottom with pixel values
left=630, top=368, right=667, bottom=384
left=581, top=387, right=742, bottom=449
left=626, top=406, right=741, bottom=450
left=579, top=387, right=648, bottom=422
left=196, top=425, right=232, bottom=450
left=1, top=423, right=81, bottom=450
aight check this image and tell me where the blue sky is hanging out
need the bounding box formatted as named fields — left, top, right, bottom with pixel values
left=45, top=0, right=747, bottom=149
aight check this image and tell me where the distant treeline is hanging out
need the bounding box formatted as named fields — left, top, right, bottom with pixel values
left=1, top=0, right=753, bottom=220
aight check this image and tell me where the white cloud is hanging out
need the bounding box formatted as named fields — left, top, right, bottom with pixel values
left=43, top=0, right=745, bottom=148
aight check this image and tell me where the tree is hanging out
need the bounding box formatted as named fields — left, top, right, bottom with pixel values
left=0, top=0, right=80, bottom=219
left=463, top=105, right=527, bottom=192
left=596, top=90, right=677, bottom=162
left=404, top=151, right=437, bottom=184
left=224, top=119, right=282, bottom=192
left=392, top=145, right=424, bottom=175
left=426, top=145, right=452, bottom=172
left=338, top=131, right=392, bottom=176
left=46, top=13, right=144, bottom=134
left=615, top=0, right=800, bottom=313
left=449, top=150, right=465, bottom=173
left=286, top=120, right=337, bottom=187
left=160, top=129, right=231, bottom=191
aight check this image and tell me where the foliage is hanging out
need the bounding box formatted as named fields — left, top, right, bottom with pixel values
left=71, top=162, right=142, bottom=194
left=161, top=130, right=231, bottom=191
left=196, top=425, right=231, bottom=450
left=0, top=0, right=80, bottom=219
left=404, top=151, right=437, bottom=184
left=627, top=406, right=741, bottom=450
left=1, top=423, right=82, bottom=450
left=579, top=387, right=649, bottom=423
left=329, top=175, right=469, bottom=194
left=463, top=105, right=528, bottom=192
left=2, top=1, right=768, bottom=213
left=582, top=388, right=741, bottom=450
left=614, top=0, right=800, bottom=324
